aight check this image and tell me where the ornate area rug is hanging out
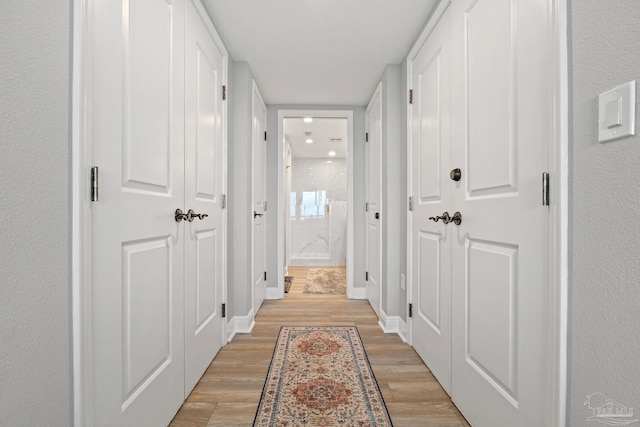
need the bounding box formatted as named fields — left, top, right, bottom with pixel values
left=304, top=269, right=346, bottom=294
left=253, top=326, right=392, bottom=427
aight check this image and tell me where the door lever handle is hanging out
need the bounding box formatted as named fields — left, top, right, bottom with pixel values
left=186, top=209, right=208, bottom=222
left=429, top=212, right=451, bottom=224
left=428, top=211, right=462, bottom=225
left=254, top=211, right=263, bottom=218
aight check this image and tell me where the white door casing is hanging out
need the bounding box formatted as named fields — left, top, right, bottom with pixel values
left=450, top=0, right=551, bottom=425
left=284, top=140, right=292, bottom=269
left=252, top=81, right=267, bottom=314
left=365, top=85, right=383, bottom=317
left=276, top=110, right=356, bottom=299
left=409, top=5, right=452, bottom=395
left=89, top=0, right=186, bottom=425
left=183, top=0, right=227, bottom=396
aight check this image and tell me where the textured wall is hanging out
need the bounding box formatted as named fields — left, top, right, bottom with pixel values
left=229, top=62, right=255, bottom=319
left=399, top=58, right=409, bottom=322
left=0, top=1, right=73, bottom=425
left=568, top=1, right=640, bottom=424
left=380, top=64, right=404, bottom=318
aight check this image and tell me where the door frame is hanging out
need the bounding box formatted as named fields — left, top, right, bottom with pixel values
left=71, top=1, right=228, bottom=425
left=276, top=109, right=356, bottom=298
left=405, top=0, right=569, bottom=425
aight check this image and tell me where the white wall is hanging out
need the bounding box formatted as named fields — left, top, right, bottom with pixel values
left=568, top=1, right=640, bottom=424
left=379, top=65, right=405, bottom=318
left=267, top=105, right=367, bottom=290
left=399, top=58, right=409, bottom=322
left=228, top=62, right=255, bottom=320
left=0, top=1, right=73, bottom=424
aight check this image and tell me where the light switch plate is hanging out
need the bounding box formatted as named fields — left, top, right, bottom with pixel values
left=598, top=81, right=636, bottom=142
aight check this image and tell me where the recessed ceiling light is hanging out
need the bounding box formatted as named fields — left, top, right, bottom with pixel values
left=305, top=139, right=313, bottom=144
left=328, top=151, right=336, bottom=157
left=303, top=117, right=313, bottom=123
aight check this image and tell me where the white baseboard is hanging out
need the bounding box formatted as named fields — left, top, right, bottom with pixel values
left=378, top=310, right=405, bottom=341
left=227, top=309, right=255, bottom=342
left=267, top=286, right=283, bottom=300
left=348, top=286, right=366, bottom=300
left=397, top=318, right=408, bottom=343
left=377, top=310, right=392, bottom=333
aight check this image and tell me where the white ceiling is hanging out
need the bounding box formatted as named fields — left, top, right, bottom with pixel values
left=202, top=0, right=438, bottom=105
left=285, top=117, right=348, bottom=159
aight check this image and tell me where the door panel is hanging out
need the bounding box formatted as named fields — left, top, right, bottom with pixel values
left=91, top=0, right=185, bottom=425
left=410, top=6, right=452, bottom=394
left=418, top=232, right=442, bottom=332
left=194, top=46, right=218, bottom=199
left=184, top=0, right=226, bottom=395
left=418, top=55, right=442, bottom=203
left=122, top=238, right=172, bottom=403
left=124, top=0, right=173, bottom=191
left=195, top=230, right=216, bottom=329
left=465, top=0, right=515, bottom=195
left=252, top=83, right=267, bottom=313
left=365, top=85, right=382, bottom=317
left=466, top=239, right=518, bottom=402
left=451, top=0, right=550, bottom=425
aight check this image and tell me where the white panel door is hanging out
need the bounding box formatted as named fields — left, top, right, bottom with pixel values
left=184, top=0, right=226, bottom=396
left=365, top=85, right=382, bottom=317
left=450, top=0, right=551, bottom=425
left=409, top=6, right=452, bottom=394
left=252, top=82, right=267, bottom=313
left=90, top=0, right=185, bottom=425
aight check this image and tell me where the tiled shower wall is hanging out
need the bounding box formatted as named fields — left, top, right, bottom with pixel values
left=289, top=158, right=347, bottom=266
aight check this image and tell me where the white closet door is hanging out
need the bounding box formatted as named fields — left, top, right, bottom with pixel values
left=184, top=0, right=227, bottom=396
left=90, top=0, right=186, bottom=425
left=409, top=6, right=452, bottom=395
left=365, top=84, right=382, bottom=317
left=252, top=82, right=267, bottom=313
left=450, top=0, right=551, bottom=425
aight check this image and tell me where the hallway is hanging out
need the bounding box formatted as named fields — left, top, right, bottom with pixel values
left=170, top=267, right=469, bottom=426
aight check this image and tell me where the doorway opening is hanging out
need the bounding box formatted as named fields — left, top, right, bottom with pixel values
left=277, top=110, right=356, bottom=298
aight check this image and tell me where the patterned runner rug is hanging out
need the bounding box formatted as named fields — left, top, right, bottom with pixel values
left=304, top=269, right=346, bottom=294
left=284, top=275, right=294, bottom=293
left=253, top=326, right=392, bottom=427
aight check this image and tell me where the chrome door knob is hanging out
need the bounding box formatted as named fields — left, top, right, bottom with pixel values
left=450, top=168, right=462, bottom=181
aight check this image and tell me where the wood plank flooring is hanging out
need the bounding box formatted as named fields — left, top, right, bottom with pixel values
left=170, top=266, right=470, bottom=427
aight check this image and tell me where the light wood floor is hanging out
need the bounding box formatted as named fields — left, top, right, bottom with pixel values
left=170, top=266, right=470, bottom=427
